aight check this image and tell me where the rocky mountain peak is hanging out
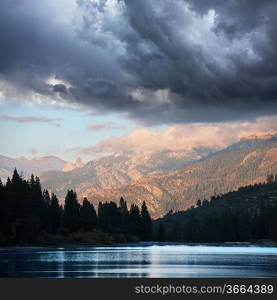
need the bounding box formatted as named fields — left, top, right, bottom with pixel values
left=62, top=157, right=85, bottom=172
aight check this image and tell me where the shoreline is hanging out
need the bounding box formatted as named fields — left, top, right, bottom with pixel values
left=1, top=240, right=277, bottom=249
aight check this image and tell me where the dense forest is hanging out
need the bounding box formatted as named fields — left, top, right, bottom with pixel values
left=155, top=174, right=277, bottom=243
left=0, top=169, right=153, bottom=246
left=1, top=169, right=277, bottom=246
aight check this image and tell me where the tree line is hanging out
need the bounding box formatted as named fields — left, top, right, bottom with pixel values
left=1, top=169, right=276, bottom=245
left=0, top=169, right=153, bottom=245
left=156, top=174, right=277, bottom=243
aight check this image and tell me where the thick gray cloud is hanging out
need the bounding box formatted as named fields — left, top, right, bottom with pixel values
left=0, top=0, right=277, bottom=125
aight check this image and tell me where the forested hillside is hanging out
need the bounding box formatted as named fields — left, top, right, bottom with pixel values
left=154, top=176, right=277, bottom=243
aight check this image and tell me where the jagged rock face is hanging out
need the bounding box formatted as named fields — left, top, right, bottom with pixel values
left=84, top=140, right=277, bottom=218
left=39, top=134, right=277, bottom=218
left=62, top=157, right=85, bottom=172
left=3, top=133, right=276, bottom=219
left=40, top=149, right=213, bottom=200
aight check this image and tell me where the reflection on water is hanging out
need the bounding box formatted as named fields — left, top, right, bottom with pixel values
left=1, top=244, right=277, bottom=278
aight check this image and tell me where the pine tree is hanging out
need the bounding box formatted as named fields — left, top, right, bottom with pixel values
left=49, top=193, right=62, bottom=233
left=80, top=198, right=98, bottom=231
left=0, top=179, right=8, bottom=245
left=63, top=190, right=80, bottom=232
left=140, top=201, right=153, bottom=241
left=129, top=204, right=141, bottom=237
left=29, top=175, right=46, bottom=232
left=43, top=190, right=51, bottom=208
left=119, top=197, right=129, bottom=234
left=42, top=189, right=51, bottom=232
left=10, top=169, right=22, bottom=222
left=109, top=201, right=121, bottom=231
left=98, top=202, right=111, bottom=231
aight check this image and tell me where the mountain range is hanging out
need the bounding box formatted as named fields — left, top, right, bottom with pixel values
left=0, top=155, right=67, bottom=180
left=1, top=133, right=277, bottom=218
left=39, top=148, right=215, bottom=199
left=0, top=155, right=87, bottom=181
left=84, top=136, right=277, bottom=218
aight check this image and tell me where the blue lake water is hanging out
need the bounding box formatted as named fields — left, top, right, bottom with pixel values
left=1, top=244, right=277, bottom=278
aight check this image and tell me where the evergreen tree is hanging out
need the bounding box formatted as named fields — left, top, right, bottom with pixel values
left=43, top=190, right=51, bottom=208
left=29, top=175, right=47, bottom=233
left=42, top=189, right=51, bottom=232
left=80, top=198, right=98, bottom=231
left=119, top=197, right=129, bottom=234
left=109, top=201, right=121, bottom=231
left=49, top=193, right=62, bottom=233
left=98, top=202, right=111, bottom=231
left=63, top=190, right=80, bottom=232
left=9, top=169, right=22, bottom=222
left=0, top=179, right=9, bottom=244
left=129, top=204, right=141, bottom=237
left=140, top=201, right=153, bottom=241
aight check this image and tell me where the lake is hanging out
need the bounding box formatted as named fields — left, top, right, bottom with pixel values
left=1, top=244, right=277, bottom=278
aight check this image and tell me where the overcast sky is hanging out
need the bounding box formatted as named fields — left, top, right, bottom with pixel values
left=0, top=0, right=277, bottom=161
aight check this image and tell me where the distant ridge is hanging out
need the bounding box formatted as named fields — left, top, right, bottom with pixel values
left=240, top=133, right=277, bottom=141
left=224, top=133, right=277, bottom=152
left=84, top=135, right=277, bottom=218
left=2, top=132, right=277, bottom=218
left=0, top=155, right=68, bottom=180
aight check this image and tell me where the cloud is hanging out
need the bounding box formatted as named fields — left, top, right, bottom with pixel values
left=88, top=123, right=109, bottom=131
left=0, top=114, right=61, bottom=126
left=87, top=122, right=123, bottom=131
left=0, top=0, right=277, bottom=125
left=75, top=115, right=277, bottom=155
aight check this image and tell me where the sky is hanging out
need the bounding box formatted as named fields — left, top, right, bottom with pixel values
left=0, top=0, right=277, bottom=162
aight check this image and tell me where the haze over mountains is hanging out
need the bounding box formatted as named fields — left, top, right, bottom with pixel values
left=1, top=133, right=277, bottom=218
left=87, top=136, right=277, bottom=218
left=0, top=155, right=86, bottom=181
left=39, top=147, right=215, bottom=199
left=0, top=155, right=67, bottom=181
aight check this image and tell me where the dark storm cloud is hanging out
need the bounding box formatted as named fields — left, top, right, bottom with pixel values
left=53, top=84, right=67, bottom=94
left=0, top=0, right=277, bottom=125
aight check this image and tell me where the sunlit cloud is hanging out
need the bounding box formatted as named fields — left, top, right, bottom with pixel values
left=87, top=122, right=123, bottom=131
left=74, top=116, right=277, bottom=155
left=87, top=123, right=110, bottom=131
